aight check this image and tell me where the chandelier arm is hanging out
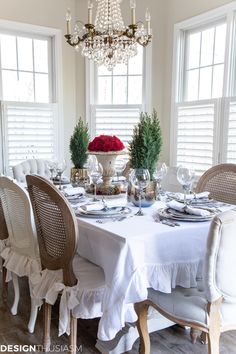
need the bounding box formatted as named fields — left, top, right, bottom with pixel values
left=64, top=34, right=81, bottom=47
left=136, top=36, right=152, bottom=47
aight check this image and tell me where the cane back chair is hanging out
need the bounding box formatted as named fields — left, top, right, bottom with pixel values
left=196, top=163, right=236, bottom=205
left=26, top=175, right=105, bottom=354
left=0, top=176, right=41, bottom=333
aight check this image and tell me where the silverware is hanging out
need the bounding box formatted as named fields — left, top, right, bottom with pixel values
left=96, top=215, right=133, bottom=224
left=154, top=214, right=180, bottom=227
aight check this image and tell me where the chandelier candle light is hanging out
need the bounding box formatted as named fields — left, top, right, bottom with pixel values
left=65, top=0, right=152, bottom=70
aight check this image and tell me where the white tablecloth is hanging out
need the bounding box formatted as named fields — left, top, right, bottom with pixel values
left=76, top=198, right=210, bottom=341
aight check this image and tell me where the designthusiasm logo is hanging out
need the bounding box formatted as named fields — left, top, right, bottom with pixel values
left=0, top=344, right=83, bottom=352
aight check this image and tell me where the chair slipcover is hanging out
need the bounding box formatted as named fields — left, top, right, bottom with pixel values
left=0, top=176, right=41, bottom=332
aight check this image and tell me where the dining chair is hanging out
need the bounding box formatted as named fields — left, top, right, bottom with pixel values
left=0, top=176, right=41, bottom=333
left=12, top=158, right=51, bottom=183
left=134, top=209, right=236, bottom=354
left=26, top=175, right=105, bottom=354
left=196, top=163, right=236, bottom=204
left=0, top=197, right=9, bottom=301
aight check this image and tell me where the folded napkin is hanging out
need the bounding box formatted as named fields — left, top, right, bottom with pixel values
left=63, top=187, right=85, bottom=197
left=169, top=191, right=210, bottom=201
left=167, top=200, right=211, bottom=217
left=79, top=204, right=104, bottom=213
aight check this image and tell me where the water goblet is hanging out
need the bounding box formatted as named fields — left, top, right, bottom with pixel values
left=153, top=162, right=168, bottom=200
left=177, top=166, right=195, bottom=205
left=47, top=160, right=56, bottom=181
left=56, top=159, right=67, bottom=190
left=114, top=158, right=126, bottom=181
left=90, top=162, right=103, bottom=202
left=130, top=168, right=150, bottom=216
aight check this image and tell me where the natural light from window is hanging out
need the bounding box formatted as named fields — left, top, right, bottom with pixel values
left=185, top=22, right=226, bottom=101
left=0, top=34, right=49, bottom=103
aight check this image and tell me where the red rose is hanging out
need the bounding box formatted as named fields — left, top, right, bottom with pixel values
left=88, top=135, right=125, bottom=152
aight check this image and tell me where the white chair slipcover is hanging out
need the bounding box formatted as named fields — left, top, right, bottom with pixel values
left=135, top=209, right=236, bottom=354
left=0, top=176, right=41, bottom=333
left=12, top=159, right=51, bottom=183
left=26, top=175, right=105, bottom=353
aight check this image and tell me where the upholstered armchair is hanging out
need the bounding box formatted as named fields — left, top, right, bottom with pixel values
left=135, top=209, right=236, bottom=354
left=12, top=159, right=51, bottom=183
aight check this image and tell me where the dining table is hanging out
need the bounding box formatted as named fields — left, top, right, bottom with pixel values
left=75, top=195, right=214, bottom=353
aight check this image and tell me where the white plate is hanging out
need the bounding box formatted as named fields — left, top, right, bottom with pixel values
left=76, top=206, right=131, bottom=218
left=159, top=208, right=215, bottom=222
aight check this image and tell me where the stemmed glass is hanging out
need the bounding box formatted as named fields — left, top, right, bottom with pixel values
left=55, top=160, right=67, bottom=190
left=88, top=158, right=103, bottom=201
left=114, top=158, right=126, bottom=181
left=130, top=168, right=150, bottom=216
left=47, top=160, right=56, bottom=181
left=153, top=162, right=168, bottom=200
left=177, top=166, right=195, bottom=205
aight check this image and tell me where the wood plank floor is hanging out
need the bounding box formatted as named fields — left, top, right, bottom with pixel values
left=0, top=274, right=236, bottom=354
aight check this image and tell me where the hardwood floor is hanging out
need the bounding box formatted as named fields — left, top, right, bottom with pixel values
left=0, top=273, right=236, bottom=354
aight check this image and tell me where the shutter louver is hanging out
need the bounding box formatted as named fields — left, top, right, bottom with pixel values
left=2, top=102, right=57, bottom=171
left=92, top=105, right=141, bottom=146
left=176, top=102, right=217, bottom=175
left=227, top=100, right=236, bottom=164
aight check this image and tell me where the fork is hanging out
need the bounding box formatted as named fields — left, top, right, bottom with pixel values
left=154, top=214, right=179, bottom=227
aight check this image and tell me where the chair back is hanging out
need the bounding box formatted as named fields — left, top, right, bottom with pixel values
left=205, top=209, right=236, bottom=303
left=0, top=176, right=39, bottom=258
left=26, top=175, right=78, bottom=286
left=0, top=198, right=8, bottom=241
left=12, top=159, right=51, bottom=183
left=196, top=163, right=236, bottom=204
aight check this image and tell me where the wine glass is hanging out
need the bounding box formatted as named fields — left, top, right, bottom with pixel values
left=114, top=158, right=126, bottom=181
left=177, top=166, right=195, bottom=205
left=130, top=168, right=150, bottom=216
left=90, top=162, right=103, bottom=201
left=55, top=159, right=67, bottom=190
left=153, top=162, right=168, bottom=200
left=47, top=160, right=56, bottom=181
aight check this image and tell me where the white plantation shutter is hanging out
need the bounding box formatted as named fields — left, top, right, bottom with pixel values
left=91, top=105, right=142, bottom=146
left=226, top=98, right=236, bottom=164
left=175, top=101, right=218, bottom=175
left=1, top=101, right=58, bottom=173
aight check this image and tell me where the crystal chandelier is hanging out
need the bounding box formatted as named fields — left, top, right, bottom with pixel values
left=65, top=0, right=152, bottom=70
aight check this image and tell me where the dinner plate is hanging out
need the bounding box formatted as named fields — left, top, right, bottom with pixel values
left=158, top=208, right=215, bottom=222
left=76, top=205, right=132, bottom=218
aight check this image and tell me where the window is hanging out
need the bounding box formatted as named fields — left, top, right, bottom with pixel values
left=171, top=2, right=236, bottom=175
left=88, top=46, right=151, bottom=146
left=0, top=22, right=62, bottom=174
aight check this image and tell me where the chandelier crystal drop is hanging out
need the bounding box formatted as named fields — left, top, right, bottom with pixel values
left=65, top=0, right=152, bottom=70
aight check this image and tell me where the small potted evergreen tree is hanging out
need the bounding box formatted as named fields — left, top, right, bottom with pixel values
left=70, top=117, right=90, bottom=184
left=128, top=109, right=163, bottom=206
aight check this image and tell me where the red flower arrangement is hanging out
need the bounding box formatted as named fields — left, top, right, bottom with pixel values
left=88, top=135, right=125, bottom=152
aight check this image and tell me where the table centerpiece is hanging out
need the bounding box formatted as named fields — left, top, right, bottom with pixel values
left=128, top=109, right=163, bottom=206
left=87, top=135, right=126, bottom=195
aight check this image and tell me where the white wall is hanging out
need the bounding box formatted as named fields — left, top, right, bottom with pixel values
left=0, top=0, right=77, bottom=168
left=162, top=0, right=235, bottom=164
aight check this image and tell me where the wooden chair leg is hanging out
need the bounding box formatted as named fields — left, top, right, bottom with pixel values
left=43, top=302, right=52, bottom=352
left=190, top=328, right=201, bottom=343
left=134, top=302, right=150, bottom=354
left=11, top=273, right=20, bottom=315
left=207, top=330, right=220, bottom=354
left=200, top=331, right=208, bottom=345
left=69, top=315, right=77, bottom=354
left=28, top=298, right=39, bottom=333
left=2, top=266, right=8, bottom=302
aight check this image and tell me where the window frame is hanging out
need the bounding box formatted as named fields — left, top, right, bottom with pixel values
left=86, top=44, right=152, bottom=139
left=170, top=1, right=236, bottom=170
left=0, top=19, right=64, bottom=174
